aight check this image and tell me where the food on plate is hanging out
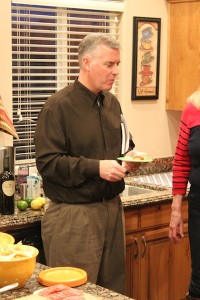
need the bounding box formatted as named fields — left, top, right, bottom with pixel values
left=0, top=241, right=36, bottom=261
left=14, top=296, right=47, bottom=300
left=14, top=290, right=101, bottom=300
left=37, top=284, right=84, bottom=300
left=131, top=150, right=147, bottom=161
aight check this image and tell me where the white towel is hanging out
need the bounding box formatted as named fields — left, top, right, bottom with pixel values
left=121, top=114, right=129, bottom=155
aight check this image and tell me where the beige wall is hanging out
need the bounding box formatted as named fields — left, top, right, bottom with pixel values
left=119, top=0, right=182, bottom=158
left=0, top=0, right=182, bottom=157
left=0, top=0, right=13, bottom=145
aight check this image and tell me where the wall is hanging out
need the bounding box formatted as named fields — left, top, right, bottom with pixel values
left=0, top=0, right=182, bottom=157
left=119, top=0, right=182, bottom=158
left=0, top=0, right=13, bottom=146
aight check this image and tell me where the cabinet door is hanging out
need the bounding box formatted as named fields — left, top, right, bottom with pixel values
left=140, top=226, right=191, bottom=300
left=125, top=234, right=140, bottom=299
left=169, top=231, right=191, bottom=299
left=166, top=1, right=200, bottom=110
left=140, top=228, right=170, bottom=300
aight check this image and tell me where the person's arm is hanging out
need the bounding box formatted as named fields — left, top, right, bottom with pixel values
left=169, top=104, right=191, bottom=243
left=172, top=105, right=191, bottom=194
left=34, top=107, right=99, bottom=187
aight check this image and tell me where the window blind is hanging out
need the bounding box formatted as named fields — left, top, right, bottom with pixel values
left=11, top=3, right=121, bottom=163
left=13, top=0, right=124, bottom=12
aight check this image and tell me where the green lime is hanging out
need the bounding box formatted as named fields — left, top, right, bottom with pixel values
left=24, top=196, right=34, bottom=207
left=17, top=200, right=28, bottom=211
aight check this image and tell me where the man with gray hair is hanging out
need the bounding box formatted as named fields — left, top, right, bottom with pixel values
left=35, top=32, right=138, bottom=294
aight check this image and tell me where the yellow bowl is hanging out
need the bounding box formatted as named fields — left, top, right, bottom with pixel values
left=0, top=245, right=39, bottom=288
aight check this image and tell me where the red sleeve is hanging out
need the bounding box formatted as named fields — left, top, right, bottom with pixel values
left=172, top=103, right=200, bottom=195
left=172, top=104, right=192, bottom=195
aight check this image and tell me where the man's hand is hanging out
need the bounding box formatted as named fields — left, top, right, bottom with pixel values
left=124, top=161, right=142, bottom=173
left=100, top=160, right=126, bottom=182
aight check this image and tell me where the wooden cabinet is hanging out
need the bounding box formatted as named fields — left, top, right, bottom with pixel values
left=169, top=233, right=191, bottom=300
left=166, top=0, right=200, bottom=110
left=140, top=228, right=171, bottom=300
left=124, top=200, right=191, bottom=300
left=126, top=234, right=140, bottom=298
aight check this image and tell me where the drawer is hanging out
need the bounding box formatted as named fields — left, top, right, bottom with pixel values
left=125, top=210, right=139, bottom=232
left=140, top=200, right=188, bottom=229
left=140, top=203, right=171, bottom=229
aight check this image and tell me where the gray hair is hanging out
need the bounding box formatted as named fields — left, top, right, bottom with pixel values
left=78, top=33, right=120, bottom=66
left=187, top=87, right=200, bottom=109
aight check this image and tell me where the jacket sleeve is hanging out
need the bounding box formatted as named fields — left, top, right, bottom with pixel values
left=34, top=107, right=99, bottom=188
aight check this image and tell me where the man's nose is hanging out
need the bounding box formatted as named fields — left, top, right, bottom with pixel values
left=112, top=64, right=119, bottom=75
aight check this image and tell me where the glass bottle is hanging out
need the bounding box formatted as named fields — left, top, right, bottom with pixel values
left=0, top=155, right=15, bottom=215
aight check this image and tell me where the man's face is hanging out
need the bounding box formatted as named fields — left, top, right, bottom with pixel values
left=86, top=44, right=120, bottom=94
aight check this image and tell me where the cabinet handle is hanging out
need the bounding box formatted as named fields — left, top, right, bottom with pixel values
left=133, top=237, right=139, bottom=259
left=141, top=236, right=147, bottom=257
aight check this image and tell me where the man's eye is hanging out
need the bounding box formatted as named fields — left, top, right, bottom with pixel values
left=105, top=62, right=120, bottom=68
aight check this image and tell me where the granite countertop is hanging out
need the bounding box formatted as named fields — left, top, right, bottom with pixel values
left=121, top=178, right=172, bottom=209
left=0, top=157, right=174, bottom=229
left=0, top=172, right=175, bottom=230
left=0, top=186, right=172, bottom=230
left=1, top=263, right=133, bottom=300
left=1, top=157, right=175, bottom=228
left=0, top=205, right=46, bottom=231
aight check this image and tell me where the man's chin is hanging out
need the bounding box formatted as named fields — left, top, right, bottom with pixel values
left=103, top=84, right=114, bottom=91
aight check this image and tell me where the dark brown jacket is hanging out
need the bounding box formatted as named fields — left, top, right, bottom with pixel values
left=34, top=80, right=134, bottom=203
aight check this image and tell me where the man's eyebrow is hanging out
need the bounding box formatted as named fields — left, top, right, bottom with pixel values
left=105, top=60, right=121, bottom=64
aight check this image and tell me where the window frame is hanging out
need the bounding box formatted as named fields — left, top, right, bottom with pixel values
left=11, top=1, right=123, bottom=164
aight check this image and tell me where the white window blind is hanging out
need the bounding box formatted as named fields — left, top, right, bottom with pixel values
left=11, top=3, right=121, bottom=163
left=13, top=0, right=124, bottom=12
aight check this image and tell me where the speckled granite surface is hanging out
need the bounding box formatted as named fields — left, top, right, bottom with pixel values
left=0, top=184, right=172, bottom=229
left=1, top=263, right=133, bottom=300
left=122, top=156, right=174, bottom=208
left=0, top=157, right=175, bottom=229
left=0, top=205, right=46, bottom=231
left=127, top=156, right=173, bottom=176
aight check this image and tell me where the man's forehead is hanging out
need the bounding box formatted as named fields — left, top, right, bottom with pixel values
left=92, top=46, right=120, bottom=60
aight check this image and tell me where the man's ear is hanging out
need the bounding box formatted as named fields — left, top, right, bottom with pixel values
left=82, top=56, right=90, bottom=70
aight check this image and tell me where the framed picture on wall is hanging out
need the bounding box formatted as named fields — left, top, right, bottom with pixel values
left=131, top=17, right=161, bottom=100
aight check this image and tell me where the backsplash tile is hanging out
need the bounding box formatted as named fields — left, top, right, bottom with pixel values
left=127, top=156, right=173, bottom=176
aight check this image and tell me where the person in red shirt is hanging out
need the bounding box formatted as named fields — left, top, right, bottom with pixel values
left=169, top=88, right=200, bottom=299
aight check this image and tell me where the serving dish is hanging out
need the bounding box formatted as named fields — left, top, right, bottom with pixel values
left=38, top=267, right=87, bottom=287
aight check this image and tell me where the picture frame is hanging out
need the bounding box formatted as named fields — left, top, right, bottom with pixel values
left=131, top=17, right=161, bottom=100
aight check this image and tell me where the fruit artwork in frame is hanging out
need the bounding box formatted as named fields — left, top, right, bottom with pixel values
left=131, top=17, right=161, bottom=100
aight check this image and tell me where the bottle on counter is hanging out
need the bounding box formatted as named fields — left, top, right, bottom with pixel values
left=0, top=155, right=15, bottom=215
